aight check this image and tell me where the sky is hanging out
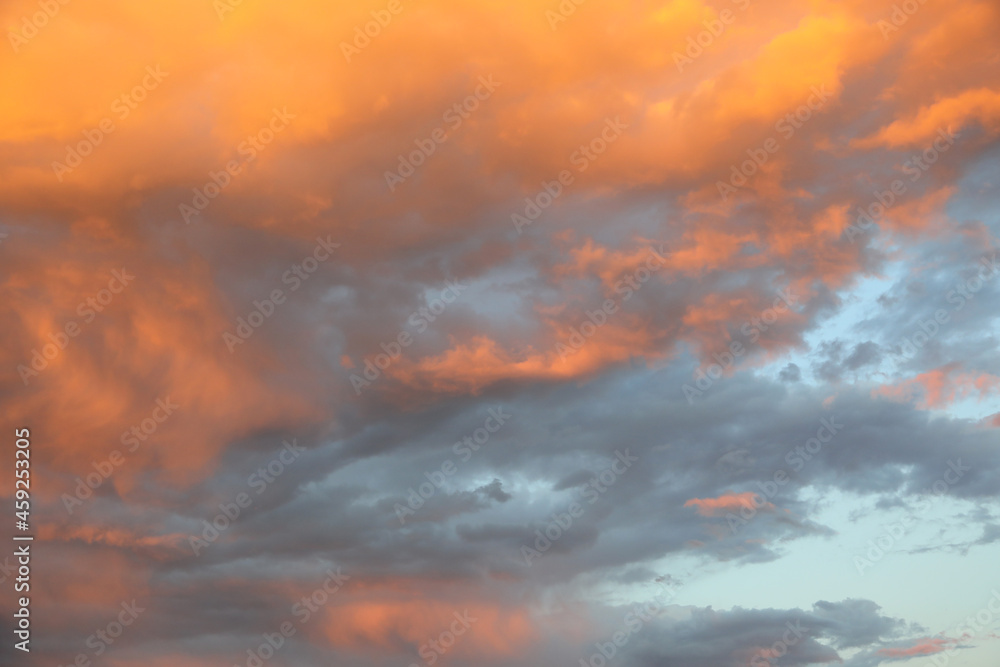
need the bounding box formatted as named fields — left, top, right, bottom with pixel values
left=1, top=0, right=999, bottom=666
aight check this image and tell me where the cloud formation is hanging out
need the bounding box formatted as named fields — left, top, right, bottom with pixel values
left=1, top=0, right=999, bottom=665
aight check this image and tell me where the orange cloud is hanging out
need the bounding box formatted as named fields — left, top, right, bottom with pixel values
left=315, top=599, right=538, bottom=658
left=874, top=364, right=1000, bottom=410
left=38, top=524, right=189, bottom=560
left=858, top=88, right=1000, bottom=148
left=878, top=637, right=956, bottom=657
left=1, top=0, right=998, bottom=660
left=684, top=492, right=772, bottom=516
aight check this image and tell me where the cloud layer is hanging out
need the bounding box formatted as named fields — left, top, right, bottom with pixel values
left=1, top=0, right=999, bottom=665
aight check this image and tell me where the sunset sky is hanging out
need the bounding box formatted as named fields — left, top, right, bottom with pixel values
left=2, top=0, right=1000, bottom=665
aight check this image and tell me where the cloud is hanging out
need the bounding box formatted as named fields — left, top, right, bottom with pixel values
left=2, top=0, right=999, bottom=664
left=684, top=492, right=774, bottom=517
